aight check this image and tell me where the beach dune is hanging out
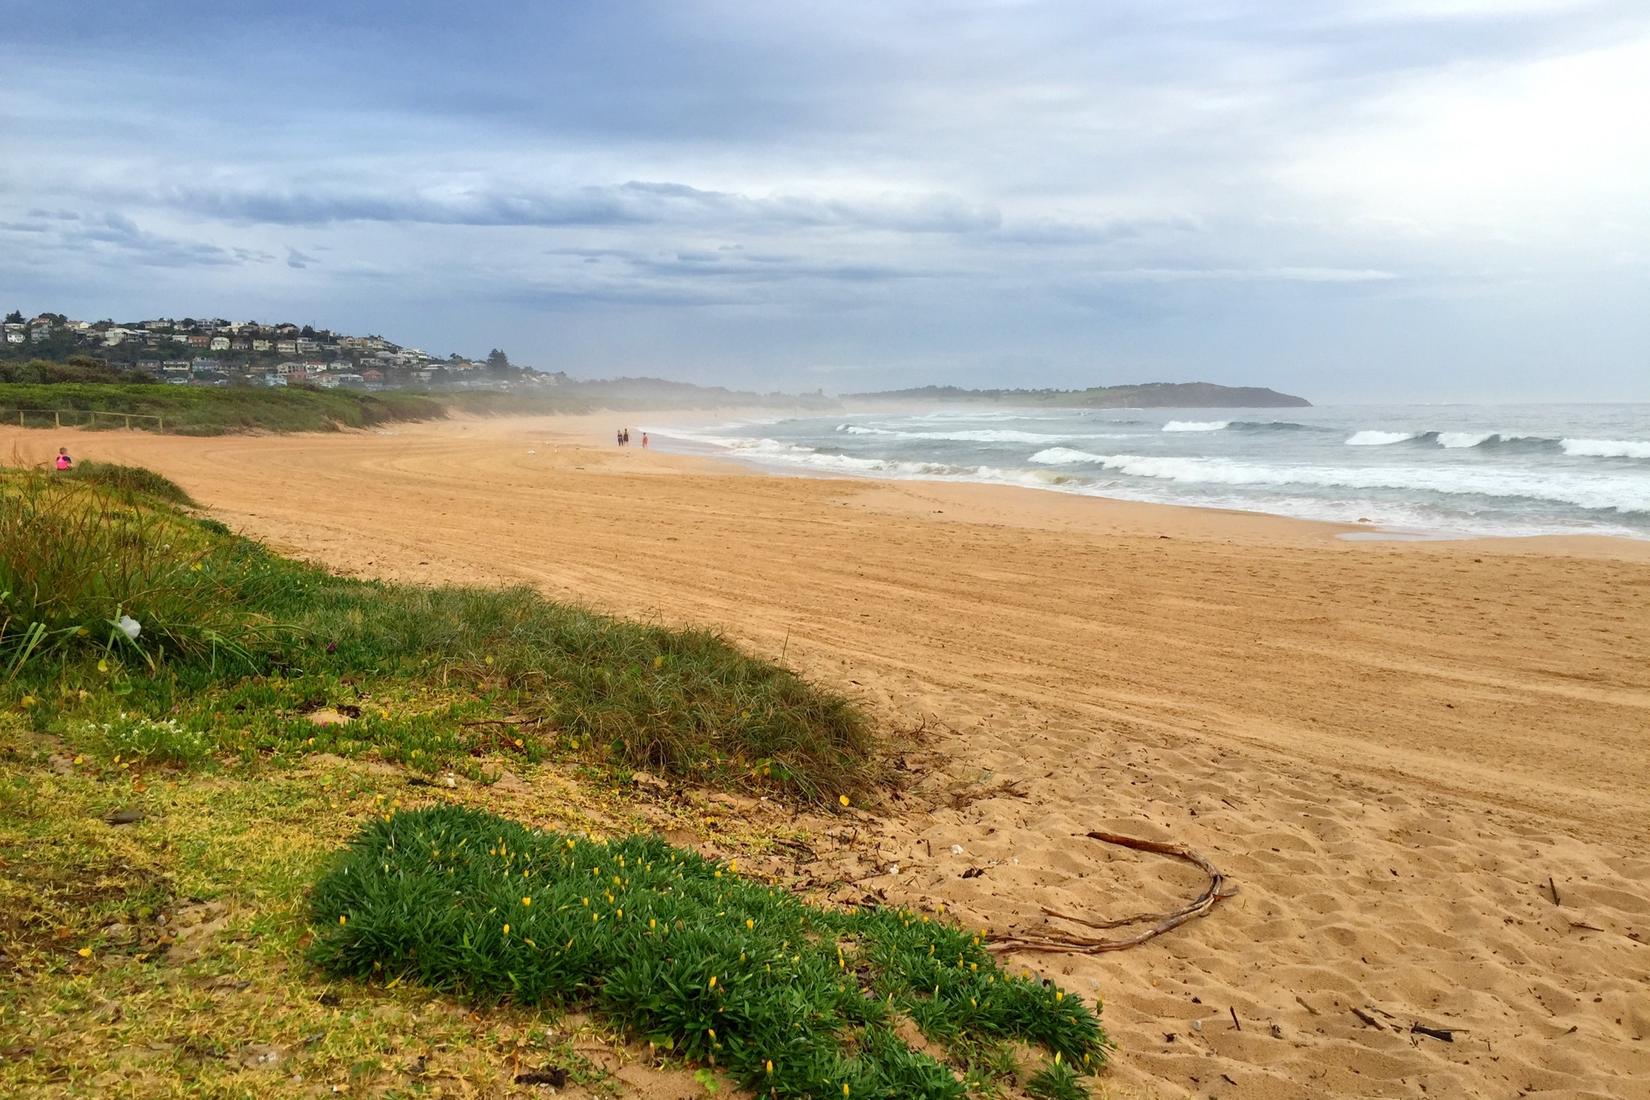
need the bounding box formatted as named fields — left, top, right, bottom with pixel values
left=10, top=414, right=1648, bottom=1099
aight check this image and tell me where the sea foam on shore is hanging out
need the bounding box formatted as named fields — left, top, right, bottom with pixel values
left=649, top=403, right=1650, bottom=539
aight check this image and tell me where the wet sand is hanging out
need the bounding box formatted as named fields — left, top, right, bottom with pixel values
left=11, top=415, right=1650, bottom=1098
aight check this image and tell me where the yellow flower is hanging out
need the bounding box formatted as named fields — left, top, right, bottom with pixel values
left=766, top=1060, right=774, bottom=1075
left=72, top=755, right=84, bottom=765
left=648, top=918, right=657, bottom=930
left=843, top=1085, right=851, bottom=1097
left=19, top=695, right=36, bottom=708
left=745, top=918, right=754, bottom=930
left=1055, top=991, right=1064, bottom=1002
left=77, top=947, right=92, bottom=958
left=838, top=794, right=850, bottom=807
left=339, top=914, right=348, bottom=926
left=521, top=897, right=532, bottom=907
left=708, top=976, right=717, bottom=989
left=503, top=923, right=510, bottom=935
left=707, top=1028, right=716, bottom=1040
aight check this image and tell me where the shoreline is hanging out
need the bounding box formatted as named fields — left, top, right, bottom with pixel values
left=630, top=409, right=1650, bottom=552
left=621, top=410, right=1650, bottom=560
left=10, top=410, right=1650, bottom=561
left=5, top=411, right=1649, bottom=1096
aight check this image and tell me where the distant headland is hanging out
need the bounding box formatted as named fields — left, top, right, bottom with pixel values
left=846, top=382, right=1311, bottom=408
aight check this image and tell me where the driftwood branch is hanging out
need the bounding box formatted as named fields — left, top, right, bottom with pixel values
left=987, top=830, right=1235, bottom=955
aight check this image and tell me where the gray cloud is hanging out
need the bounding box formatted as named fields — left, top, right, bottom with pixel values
left=124, top=180, right=1002, bottom=236
left=0, top=1, right=1646, bottom=398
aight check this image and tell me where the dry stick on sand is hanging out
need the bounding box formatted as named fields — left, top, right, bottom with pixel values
left=987, top=830, right=1236, bottom=955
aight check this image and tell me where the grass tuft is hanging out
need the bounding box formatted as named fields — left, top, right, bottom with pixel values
left=310, top=806, right=1108, bottom=1098
left=61, top=460, right=196, bottom=505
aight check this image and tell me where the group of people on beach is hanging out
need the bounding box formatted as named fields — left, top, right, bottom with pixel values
left=615, top=428, right=648, bottom=449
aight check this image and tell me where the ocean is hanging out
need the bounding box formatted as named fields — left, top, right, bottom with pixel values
left=646, top=403, right=1650, bottom=540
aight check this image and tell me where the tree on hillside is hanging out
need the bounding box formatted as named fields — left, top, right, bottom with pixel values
left=301, top=324, right=317, bottom=338
left=4, top=310, right=22, bottom=324
left=486, top=348, right=510, bottom=370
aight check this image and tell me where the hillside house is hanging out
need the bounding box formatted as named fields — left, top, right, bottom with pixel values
left=4, top=331, right=24, bottom=344
left=188, top=334, right=210, bottom=348
left=252, top=339, right=272, bottom=352
left=275, top=340, right=297, bottom=355
left=210, top=336, right=230, bottom=351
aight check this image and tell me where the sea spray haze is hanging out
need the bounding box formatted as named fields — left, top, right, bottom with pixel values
left=647, top=404, right=1650, bottom=539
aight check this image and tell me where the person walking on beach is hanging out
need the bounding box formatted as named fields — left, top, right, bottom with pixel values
left=641, top=432, right=649, bottom=449
left=623, top=428, right=631, bottom=446
left=617, top=428, right=624, bottom=447
left=54, top=447, right=73, bottom=471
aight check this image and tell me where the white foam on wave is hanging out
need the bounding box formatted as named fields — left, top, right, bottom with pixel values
left=1029, top=447, right=1108, bottom=465
left=1161, top=420, right=1230, bottom=432
left=839, top=424, right=1129, bottom=444
left=1560, top=438, right=1650, bottom=459
left=1345, top=430, right=1416, bottom=446
left=1437, top=431, right=1495, bottom=448
left=1055, top=453, right=1649, bottom=514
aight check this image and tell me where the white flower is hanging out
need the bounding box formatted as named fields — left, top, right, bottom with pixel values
left=116, top=615, right=141, bottom=641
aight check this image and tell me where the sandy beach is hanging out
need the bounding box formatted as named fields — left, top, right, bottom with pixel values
left=10, top=414, right=1648, bottom=1099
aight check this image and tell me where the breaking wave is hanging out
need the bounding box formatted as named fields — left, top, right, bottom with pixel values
left=1162, top=420, right=1230, bottom=432
left=1560, top=438, right=1650, bottom=459
left=1029, top=452, right=1647, bottom=514
left=836, top=424, right=1127, bottom=444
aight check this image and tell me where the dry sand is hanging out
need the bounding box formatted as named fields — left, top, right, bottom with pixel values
left=12, top=415, right=1650, bottom=1098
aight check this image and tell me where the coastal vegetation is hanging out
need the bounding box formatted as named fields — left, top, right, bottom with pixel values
left=0, top=381, right=457, bottom=434
left=0, top=465, right=1106, bottom=1094
left=848, top=381, right=1311, bottom=408
left=313, top=805, right=1107, bottom=1099
left=0, top=469, right=872, bottom=798
left=0, top=372, right=834, bottom=435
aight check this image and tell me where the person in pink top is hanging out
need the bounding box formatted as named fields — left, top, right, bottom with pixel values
left=55, top=447, right=73, bottom=471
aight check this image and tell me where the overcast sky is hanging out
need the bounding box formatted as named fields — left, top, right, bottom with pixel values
left=3, top=1, right=1648, bottom=401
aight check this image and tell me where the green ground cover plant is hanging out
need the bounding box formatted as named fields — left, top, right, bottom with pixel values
left=1, top=468, right=875, bottom=800
left=310, top=805, right=1108, bottom=1098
